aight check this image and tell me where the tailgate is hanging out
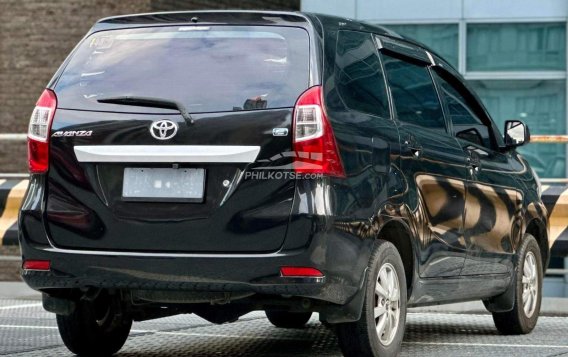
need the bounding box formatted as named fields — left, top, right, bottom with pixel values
left=46, top=109, right=295, bottom=252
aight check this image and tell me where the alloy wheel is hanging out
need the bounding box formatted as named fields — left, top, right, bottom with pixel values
left=374, top=262, right=401, bottom=345
left=522, top=251, right=539, bottom=318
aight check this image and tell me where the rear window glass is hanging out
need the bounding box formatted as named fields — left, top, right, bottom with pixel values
left=55, top=26, right=310, bottom=114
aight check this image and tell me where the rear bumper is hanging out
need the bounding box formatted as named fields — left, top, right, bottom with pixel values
left=20, top=239, right=362, bottom=306
left=19, top=176, right=373, bottom=323
left=19, top=198, right=374, bottom=310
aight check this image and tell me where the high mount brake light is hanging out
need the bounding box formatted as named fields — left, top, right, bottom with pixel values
left=292, top=86, right=345, bottom=178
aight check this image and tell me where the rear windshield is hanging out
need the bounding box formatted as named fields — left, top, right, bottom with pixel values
left=55, top=26, right=310, bottom=114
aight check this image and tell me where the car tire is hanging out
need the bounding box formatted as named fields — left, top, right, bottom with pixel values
left=265, top=310, right=312, bottom=328
left=336, top=240, right=407, bottom=357
left=56, top=294, right=132, bottom=356
left=491, top=234, right=542, bottom=335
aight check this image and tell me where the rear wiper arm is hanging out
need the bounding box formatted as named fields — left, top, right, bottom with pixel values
left=97, top=96, right=195, bottom=125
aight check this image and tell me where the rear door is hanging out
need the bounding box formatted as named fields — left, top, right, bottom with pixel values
left=46, top=25, right=311, bottom=253
left=379, top=38, right=469, bottom=277
left=432, top=69, right=520, bottom=275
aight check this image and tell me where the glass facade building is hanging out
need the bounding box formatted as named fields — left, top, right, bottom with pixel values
left=302, top=0, right=568, bottom=297
left=388, top=22, right=567, bottom=178
left=302, top=0, right=568, bottom=179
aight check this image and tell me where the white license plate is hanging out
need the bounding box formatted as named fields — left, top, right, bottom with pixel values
left=122, top=168, right=205, bottom=202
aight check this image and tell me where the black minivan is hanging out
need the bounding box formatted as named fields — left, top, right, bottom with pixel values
left=20, top=11, right=549, bottom=357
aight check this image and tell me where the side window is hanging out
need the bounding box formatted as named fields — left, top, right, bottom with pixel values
left=433, top=71, right=493, bottom=149
left=381, top=53, right=446, bottom=130
left=335, top=31, right=390, bottom=118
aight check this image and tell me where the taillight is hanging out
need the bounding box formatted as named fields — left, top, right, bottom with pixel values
left=28, top=89, right=57, bottom=173
left=293, top=86, right=345, bottom=177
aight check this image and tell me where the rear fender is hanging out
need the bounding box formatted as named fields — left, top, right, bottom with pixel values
left=320, top=207, right=417, bottom=323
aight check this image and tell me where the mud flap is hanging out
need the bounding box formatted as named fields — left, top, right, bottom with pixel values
left=43, top=293, right=76, bottom=316
left=483, top=272, right=516, bottom=313
left=319, top=268, right=368, bottom=324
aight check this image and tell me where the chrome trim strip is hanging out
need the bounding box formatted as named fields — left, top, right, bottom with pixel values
left=74, top=145, right=261, bottom=163
left=426, top=51, right=435, bottom=65
left=374, top=35, right=383, bottom=49
left=43, top=247, right=292, bottom=259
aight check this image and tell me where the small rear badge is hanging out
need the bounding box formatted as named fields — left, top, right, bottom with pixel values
left=52, top=130, right=92, bottom=138
left=272, top=128, right=288, bottom=137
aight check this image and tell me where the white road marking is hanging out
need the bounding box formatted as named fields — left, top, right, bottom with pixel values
left=0, top=325, right=307, bottom=341
left=408, top=312, right=568, bottom=319
left=408, top=312, right=492, bottom=317
left=134, top=330, right=266, bottom=339
left=0, top=303, right=42, bottom=310
left=0, top=322, right=566, bottom=350
left=404, top=341, right=568, bottom=349
left=132, top=330, right=310, bottom=341
left=0, top=324, right=56, bottom=329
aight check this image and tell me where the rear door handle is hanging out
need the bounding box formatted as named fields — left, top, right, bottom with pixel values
left=404, top=137, right=423, bottom=158
left=410, top=146, right=422, bottom=158
left=466, top=154, right=481, bottom=173
left=469, top=162, right=480, bottom=174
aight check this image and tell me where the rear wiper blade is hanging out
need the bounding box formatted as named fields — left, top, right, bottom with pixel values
left=97, top=96, right=195, bottom=125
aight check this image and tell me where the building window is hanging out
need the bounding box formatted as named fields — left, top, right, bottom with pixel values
left=384, top=24, right=459, bottom=68
left=469, top=80, right=566, bottom=178
left=467, top=23, right=566, bottom=71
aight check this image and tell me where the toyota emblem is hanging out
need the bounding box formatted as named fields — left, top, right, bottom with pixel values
left=150, top=120, right=178, bottom=140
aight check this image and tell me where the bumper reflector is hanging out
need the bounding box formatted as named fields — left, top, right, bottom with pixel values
left=280, top=266, right=323, bottom=278
left=22, top=260, right=51, bottom=271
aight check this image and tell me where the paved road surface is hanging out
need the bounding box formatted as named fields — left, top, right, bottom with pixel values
left=1, top=294, right=567, bottom=356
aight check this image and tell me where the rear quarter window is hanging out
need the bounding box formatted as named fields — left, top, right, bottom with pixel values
left=335, top=31, right=390, bottom=118
left=55, top=26, right=310, bottom=114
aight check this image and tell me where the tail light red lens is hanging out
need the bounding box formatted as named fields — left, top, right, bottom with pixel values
left=280, top=266, right=324, bottom=277
left=28, top=89, right=57, bottom=173
left=22, top=260, right=51, bottom=271
left=292, top=86, right=345, bottom=178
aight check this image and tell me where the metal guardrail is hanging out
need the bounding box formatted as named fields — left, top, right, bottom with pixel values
left=0, top=177, right=567, bottom=254
left=531, top=135, right=568, bottom=143
left=0, top=174, right=29, bottom=179
left=0, top=133, right=26, bottom=141
left=0, top=179, right=27, bottom=246
left=0, top=256, right=21, bottom=262
left=541, top=178, right=568, bottom=184
left=0, top=134, right=567, bottom=254
left=546, top=269, right=568, bottom=276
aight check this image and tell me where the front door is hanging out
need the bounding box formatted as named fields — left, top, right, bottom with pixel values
left=432, top=69, right=520, bottom=276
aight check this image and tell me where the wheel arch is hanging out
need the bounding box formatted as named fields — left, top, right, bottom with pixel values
left=525, top=218, right=549, bottom=273
left=375, top=218, right=415, bottom=297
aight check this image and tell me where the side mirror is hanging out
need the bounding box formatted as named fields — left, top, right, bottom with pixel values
left=504, top=120, right=530, bottom=148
